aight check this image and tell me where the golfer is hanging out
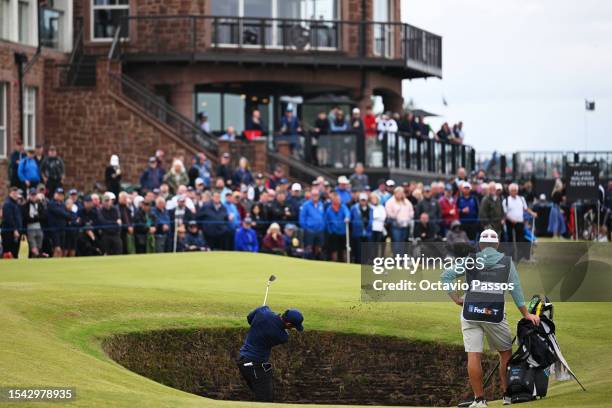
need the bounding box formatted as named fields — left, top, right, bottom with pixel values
left=441, top=229, right=540, bottom=408
left=237, top=306, right=304, bottom=402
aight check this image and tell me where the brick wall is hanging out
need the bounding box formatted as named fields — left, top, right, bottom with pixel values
left=0, top=41, right=64, bottom=199
left=43, top=60, right=201, bottom=192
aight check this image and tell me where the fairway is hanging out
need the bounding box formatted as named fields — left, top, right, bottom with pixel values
left=1, top=252, right=610, bottom=407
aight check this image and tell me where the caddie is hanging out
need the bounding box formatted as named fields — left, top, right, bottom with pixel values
left=440, top=229, right=540, bottom=408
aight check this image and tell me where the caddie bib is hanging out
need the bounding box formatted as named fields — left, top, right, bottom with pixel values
left=462, top=254, right=511, bottom=323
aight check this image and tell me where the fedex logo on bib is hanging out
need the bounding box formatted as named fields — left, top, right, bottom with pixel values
left=468, top=305, right=501, bottom=316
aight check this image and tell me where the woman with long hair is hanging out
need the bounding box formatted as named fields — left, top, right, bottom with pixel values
left=163, top=159, right=189, bottom=194
left=547, top=178, right=566, bottom=238
left=232, top=157, right=254, bottom=186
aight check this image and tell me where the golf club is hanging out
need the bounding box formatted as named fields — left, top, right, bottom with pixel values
left=263, top=274, right=276, bottom=306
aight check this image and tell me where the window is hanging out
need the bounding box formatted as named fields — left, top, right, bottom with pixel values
left=0, top=82, right=7, bottom=158
left=197, top=93, right=222, bottom=133
left=1, top=0, right=11, bottom=40
left=211, top=0, right=338, bottom=48
left=23, top=87, right=36, bottom=150
left=373, top=0, right=393, bottom=57
left=18, top=0, right=29, bottom=43
left=41, top=6, right=63, bottom=49
left=92, top=0, right=129, bottom=40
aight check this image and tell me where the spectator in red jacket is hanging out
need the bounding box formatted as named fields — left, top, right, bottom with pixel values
left=439, top=183, right=459, bottom=235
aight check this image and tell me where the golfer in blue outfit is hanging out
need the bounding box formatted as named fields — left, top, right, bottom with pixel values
left=237, top=306, right=304, bottom=401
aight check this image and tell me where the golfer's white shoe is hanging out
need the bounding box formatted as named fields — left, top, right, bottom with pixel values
left=468, top=398, right=488, bottom=408
left=502, top=394, right=512, bottom=405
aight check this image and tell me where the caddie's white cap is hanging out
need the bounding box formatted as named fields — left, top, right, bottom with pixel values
left=479, top=229, right=499, bottom=244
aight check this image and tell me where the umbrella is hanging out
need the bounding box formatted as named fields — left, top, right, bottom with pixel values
left=304, top=94, right=357, bottom=105
left=407, top=108, right=439, bottom=117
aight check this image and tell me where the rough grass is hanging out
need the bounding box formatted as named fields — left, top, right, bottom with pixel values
left=1, top=251, right=611, bottom=407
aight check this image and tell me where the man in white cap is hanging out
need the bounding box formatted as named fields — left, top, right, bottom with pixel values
left=441, top=229, right=540, bottom=407
left=503, top=183, right=537, bottom=260
left=288, top=183, right=304, bottom=220
left=336, top=176, right=352, bottom=205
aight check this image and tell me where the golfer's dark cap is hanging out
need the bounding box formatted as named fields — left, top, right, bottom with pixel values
left=28, top=187, right=37, bottom=195
left=83, top=194, right=93, bottom=202
left=68, top=189, right=78, bottom=195
left=55, top=187, right=65, bottom=195
left=283, top=309, right=304, bottom=332
left=188, top=220, right=198, bottom=227
left=280, top=178, right=289, bottom=184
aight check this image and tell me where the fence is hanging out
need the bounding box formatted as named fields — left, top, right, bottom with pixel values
left=299, top=131, right=475, bottom=175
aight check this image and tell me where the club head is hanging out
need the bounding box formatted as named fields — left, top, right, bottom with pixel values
left=268, top=275, right=276, bottom=283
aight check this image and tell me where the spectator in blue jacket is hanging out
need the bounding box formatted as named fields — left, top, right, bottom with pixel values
left=232, top=157, right=255, bottom=187
left=17, top=150, right=40, bottom=189
left=47, top=188, right=74, bottom=257
left=325, top=192, right=350, bottom=262
left=335, top=176, right=352, bottom=205
left=151, top=196, right=171, bottom=252
left=279, top=107, right=302, bottom=152
left=456, top=182, right=480, bottom=241
left=225, top=192, right=242, bottom=231
left=140, top=156, right=165, bottom=193
left=299, top=190, right=326, bottom=259
left=196, top=191, right=231, bottom=250
left=234, top=217, right=259, bottom=253
left=350, top=192, right=373, bottom=263
left=1, top=187, right=23, bottom=258
left=184, top=221, right=209, bottom=251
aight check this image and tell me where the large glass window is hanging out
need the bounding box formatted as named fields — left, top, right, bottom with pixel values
left=196, top=91, right=274, bottom=134
left=211, top=0, right=238, bottom=16
left=0, top=82, right=6, bottom=158
left=212, top=0, right=338, bottom=47
left=223, top=94, right=246, bottom=132
left=92, top=0, right=129, bottom=40
left=197, top=93, right=222, bottom=133
left=18, top=1, right=29, bottom=43
left=23, top=87, right=36, bottom=150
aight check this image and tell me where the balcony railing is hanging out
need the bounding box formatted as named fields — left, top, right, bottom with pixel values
left=109, top=15, right=442, bottom=77
left=476, top=151, right=612, bottom=180
left=297, top=131, right=474, bottom=175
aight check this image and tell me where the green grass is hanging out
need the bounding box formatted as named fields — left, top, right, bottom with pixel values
left=1, top=252, right=610, bottom=407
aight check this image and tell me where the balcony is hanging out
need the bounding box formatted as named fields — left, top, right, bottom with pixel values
left=109, top=16, right=442, bottom=79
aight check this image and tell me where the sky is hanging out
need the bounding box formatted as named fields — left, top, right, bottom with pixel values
left=400, top=0, right=612, bottom=154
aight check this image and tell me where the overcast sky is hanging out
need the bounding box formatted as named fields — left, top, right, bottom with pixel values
left=401, top=0, right=612, bottom=154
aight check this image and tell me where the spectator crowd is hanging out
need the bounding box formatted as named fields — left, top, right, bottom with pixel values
left=199, top=105, right=467, bottom=160
left=2, top=142, right=611, bottom=261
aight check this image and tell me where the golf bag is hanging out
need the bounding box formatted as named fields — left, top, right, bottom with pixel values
left=506, top=316, right=557, bottom=403
left=506, top=295, right=585, bottom=403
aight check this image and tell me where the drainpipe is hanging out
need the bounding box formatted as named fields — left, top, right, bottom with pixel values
left=14, top=53, right=27, bottom=145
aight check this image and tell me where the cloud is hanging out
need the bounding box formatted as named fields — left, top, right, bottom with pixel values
left=401, top=0, right=612, bottom=151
